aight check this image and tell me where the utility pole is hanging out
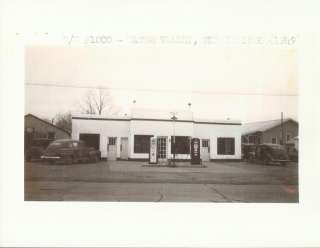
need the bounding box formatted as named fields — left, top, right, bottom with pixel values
left=281, top=112, right=284, bottom=145
left=170, top=112, right=178, bottom=167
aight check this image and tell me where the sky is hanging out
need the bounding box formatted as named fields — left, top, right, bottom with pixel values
left=25, top=45, right=298, bottom=123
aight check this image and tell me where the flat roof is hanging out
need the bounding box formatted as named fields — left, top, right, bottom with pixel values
left=72, top=108, right=241, bottom=125
left=72, top=115, right=241, bottom=125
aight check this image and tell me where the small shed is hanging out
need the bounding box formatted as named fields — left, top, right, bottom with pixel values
left=25, top=114, right=70, bottom=147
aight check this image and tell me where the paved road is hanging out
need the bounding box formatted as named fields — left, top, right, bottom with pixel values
left=25, top=161, right=298, bottom=185
left=25, top=181, right=298, bottom=202
left=25, top=161, right=299, bottom=202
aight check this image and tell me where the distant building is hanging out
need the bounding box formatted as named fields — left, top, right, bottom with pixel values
left=72, top=108, right=242, bottom=161
left=25, top=114, right=70, bottom=145
left=241, top=118, right=298, bottom=145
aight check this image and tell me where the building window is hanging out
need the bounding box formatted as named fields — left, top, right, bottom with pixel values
left=248, top=135, right=260, bottom=144
left=47, top=132, right=55, bottom=140
left=271, top=137, right=277, bottom=144
left=248, top=135, right=255, bottom=144
left=108, top=137, right=117, bottom=146
left=171, top=136, right=190, bottom=154
left=134, top=135, right=152, bottom=153
left=217, top=137, right=235, bottom=155
left=202, top=139, right=209, bottom=148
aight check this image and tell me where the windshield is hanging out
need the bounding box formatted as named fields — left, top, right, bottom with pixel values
left=48, top=142, right=72, bottom=148
left=33, top=140, right=51, bottom=147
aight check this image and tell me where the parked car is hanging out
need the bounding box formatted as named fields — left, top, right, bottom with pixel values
left=25, top=138, right=53, bottom=162
left=253, top=143, right=290, bottom=165
left=41, top=139, right=101, bottom=164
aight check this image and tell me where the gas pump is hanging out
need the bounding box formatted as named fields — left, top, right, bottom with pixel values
left=149, top=136, right=158, bottom=164
left=191, top=138, right=201, bottom=164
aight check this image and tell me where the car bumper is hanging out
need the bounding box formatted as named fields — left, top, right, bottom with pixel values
left=270, top=159, right=290, bottom=164
left=41, top=155, right=61, bottom=160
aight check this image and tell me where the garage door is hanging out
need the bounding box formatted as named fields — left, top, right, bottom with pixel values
left=79, top=133, right=100, bottom=150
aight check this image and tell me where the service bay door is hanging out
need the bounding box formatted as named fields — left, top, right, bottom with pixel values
left=120, top=137, right=128, bottom=159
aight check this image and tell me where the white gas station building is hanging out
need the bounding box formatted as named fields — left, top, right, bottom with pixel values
left=71, top=108, right=242, bottom=162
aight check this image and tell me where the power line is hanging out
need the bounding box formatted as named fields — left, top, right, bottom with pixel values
left=25, top=82, right=298, bottom=97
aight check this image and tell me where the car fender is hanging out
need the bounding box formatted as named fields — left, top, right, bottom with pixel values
left=58, top=148, right=74, bottom=157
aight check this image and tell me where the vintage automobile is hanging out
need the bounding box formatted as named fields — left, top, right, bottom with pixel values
left=253, top=143, right=290, bottom=165
left=41, top=139, right=101, bottom=164
left=25, top=138, right=53, bottom=162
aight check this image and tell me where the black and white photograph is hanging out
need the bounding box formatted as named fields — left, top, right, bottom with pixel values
left=2, top=0, right=320, bottom=247
left=25, top=45, right=299, bottom=202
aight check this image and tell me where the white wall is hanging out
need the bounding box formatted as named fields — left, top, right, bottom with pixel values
left=72, top=118, right=242, bottom=160
left=72, top=118, right=130, bottom=158
left=194, top=123, right=242, bottom=160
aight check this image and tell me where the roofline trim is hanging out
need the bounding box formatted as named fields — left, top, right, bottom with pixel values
left=72, top=117, right=130, bottom=121
left=195, top=121, right=241, bottom=125
left=72, top=116, right=241, bottom=125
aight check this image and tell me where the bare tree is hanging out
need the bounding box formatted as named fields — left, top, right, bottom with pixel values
left=54, top=112, right=72, bottom=132
left=79, top=88, right=120, bottom=115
